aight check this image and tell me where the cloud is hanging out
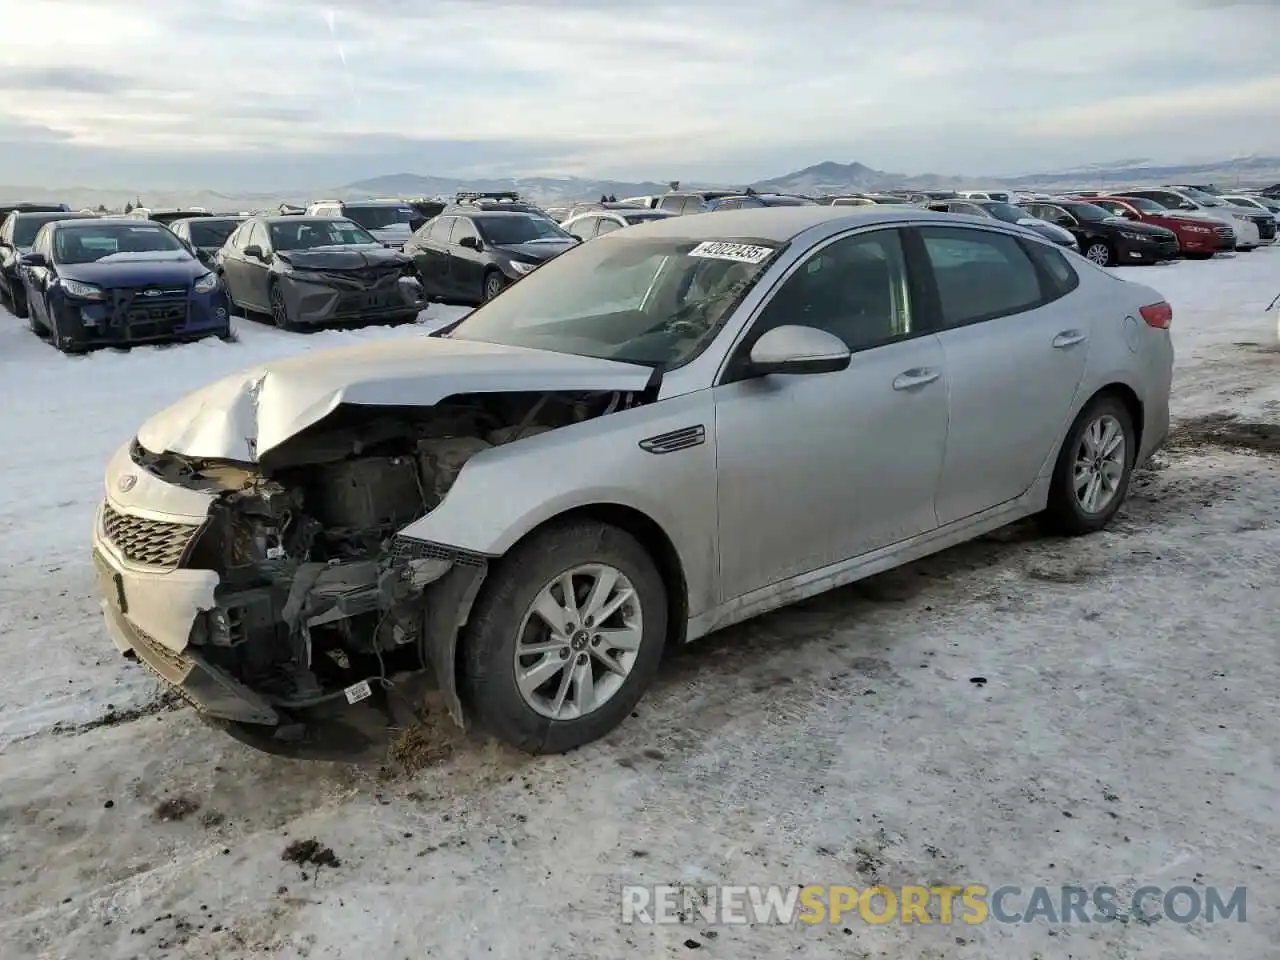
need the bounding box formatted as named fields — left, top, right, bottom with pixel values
left=1, top=0, right=1278, bottom=188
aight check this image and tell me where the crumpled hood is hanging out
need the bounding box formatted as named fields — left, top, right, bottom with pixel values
left=279, top=245, right=410, bottom=271
left=135, top=335, right=654, bottom=462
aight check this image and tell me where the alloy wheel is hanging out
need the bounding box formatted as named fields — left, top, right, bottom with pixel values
left=1084, top=243, right=1110, bottom=266
left=1073, top=414, right=1126, bottom=514
left=269, top=284, right=289, bottom=327
left=513, top=563, right=642, bottom=721
left=484, top=273, right=504, bottom=301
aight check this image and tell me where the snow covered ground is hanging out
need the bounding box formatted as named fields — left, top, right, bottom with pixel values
left=1, top=252, right=1279, bottom=959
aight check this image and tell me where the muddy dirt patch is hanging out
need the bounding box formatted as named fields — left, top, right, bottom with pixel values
left=1165, top=414, right=1280, bottom=456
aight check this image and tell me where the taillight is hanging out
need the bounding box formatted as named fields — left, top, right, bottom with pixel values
left=1139, top=301, right=1172, bottom=329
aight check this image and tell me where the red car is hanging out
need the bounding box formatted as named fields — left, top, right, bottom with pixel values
left=1073, top=195, right=1221, bottom=259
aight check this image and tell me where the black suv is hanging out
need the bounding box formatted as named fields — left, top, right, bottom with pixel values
left=404, top=210, right=578, bottom=303
left=0, top=209, right=91, bottom=317
left=1019, top=199, right=1179, bottom=266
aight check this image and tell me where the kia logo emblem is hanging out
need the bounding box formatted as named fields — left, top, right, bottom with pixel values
left=117, top=474, right=137, bottom=492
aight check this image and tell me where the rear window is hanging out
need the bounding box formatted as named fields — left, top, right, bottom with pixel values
left=1022, top=240, right=1080, bottom=301
left=187, top=220, right=242, bottom=247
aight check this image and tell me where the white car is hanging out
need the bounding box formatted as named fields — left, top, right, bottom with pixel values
left=1122, top=188, right=1261, bottom=250
left=958, top=190, right=1015, bottom=203
left=1222, top=195, right=1280, bottom=234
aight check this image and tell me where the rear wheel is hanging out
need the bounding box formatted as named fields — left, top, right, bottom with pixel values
left=462, top=520, right=668, bottom=754
left=1040, top=394, right=1135, bottom=536
left=1082, top=242, right=1113, bottom=267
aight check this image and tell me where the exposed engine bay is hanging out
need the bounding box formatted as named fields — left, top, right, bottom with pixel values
left=129, top=390, right=644, bottom=722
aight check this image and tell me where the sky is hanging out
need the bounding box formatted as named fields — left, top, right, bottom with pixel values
left=1, top=0, right=1278, bottom=190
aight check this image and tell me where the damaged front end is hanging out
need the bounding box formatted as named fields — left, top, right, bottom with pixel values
left=103, top=389, right=641, bottom=730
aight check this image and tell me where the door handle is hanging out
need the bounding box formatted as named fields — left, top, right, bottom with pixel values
left=1052, top=330, right=1087, bottom=348
left=892, top=368, right=941, bottom=390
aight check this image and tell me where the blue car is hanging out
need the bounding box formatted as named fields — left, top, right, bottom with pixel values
left=19, top=217, right=231, bottom=352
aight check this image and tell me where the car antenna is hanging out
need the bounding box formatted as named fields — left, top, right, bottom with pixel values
left=1267, top=290, right=1280, bottom=313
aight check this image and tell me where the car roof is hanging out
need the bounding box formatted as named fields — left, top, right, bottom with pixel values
left=608, top=206, right=948, bottom=242
left=257, top=214, right=354, bottom=224
left=48, top=217, right=144, bottom=228
left=170, top=215, right=245, bottom=225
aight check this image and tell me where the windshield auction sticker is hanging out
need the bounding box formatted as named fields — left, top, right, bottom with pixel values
left=688, top=241, right=775, bottom=264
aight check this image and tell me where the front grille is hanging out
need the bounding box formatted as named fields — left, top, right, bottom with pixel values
left=1255, top=219, right=1276, bottom=240
left=108, top=286, right=190, bottom=340
left=101, top=501, right=202, bottom=568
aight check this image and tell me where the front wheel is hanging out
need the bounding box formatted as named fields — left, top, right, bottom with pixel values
left=462, top=520, right=668, bottom=754
left=482, top=270, right=505, bottom=302
left=268, top=280, right=294, bottom=329
left=1082, top=242, right=1113, bottom=267
left=1040, top=394, right=1135, bottom=536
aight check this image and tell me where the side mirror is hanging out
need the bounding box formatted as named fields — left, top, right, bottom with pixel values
left=457, top=235, right=480, bottom=251
left=1053, top=215, right=1075, bottom=227
left=243, top=244, right=263, bottom=259
left=1179, top=203, right=1197, bottom=211
left=748, top=325, right=851, bottom=376
left=20, top=252, right=47, bottom=267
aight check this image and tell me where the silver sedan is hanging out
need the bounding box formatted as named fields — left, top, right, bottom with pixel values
left=92, top=207, right=1173, bottom=753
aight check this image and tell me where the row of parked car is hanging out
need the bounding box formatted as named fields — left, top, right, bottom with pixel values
left=2, top=181, right=1276, bottom=352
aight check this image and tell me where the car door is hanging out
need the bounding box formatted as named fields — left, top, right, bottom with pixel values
left=918, top=226, right=1089, bottom=524
left=218, top=221, right=255, bottom=308
left=447, top=217, right=486, bottom=299
left=240, top=221, right=274, bottom=309
left=412, top=217, right=453, bottom=297
left=23, top=225, right=56, bottom=323
left=712, top=227, right=949, bottom=603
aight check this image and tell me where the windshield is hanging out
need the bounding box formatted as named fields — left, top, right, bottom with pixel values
left=1178, top=188, right=1222, bottom=206
left=52, top=222, right=187, bottom=264
left=187, top=219, right=242, bottom=247
left=270, top=218, right=378, bottom=250
left=1119, top=196, right=1165, bottom=214
left=476, top=214, right=571, bottom=245
left=14, top=213, right=80, bottom=246
left=1060, top=202, right=1111, bottom=222
left=446, top=235, right=783, bottom=368
left=983, top=202, right=1033, bottom=224
left=342, top=205, right=414, bottom=230
left=760, top=196, right=816, bottom=206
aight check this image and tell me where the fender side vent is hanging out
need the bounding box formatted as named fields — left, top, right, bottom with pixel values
left=639, top=425, right=705, bottom=455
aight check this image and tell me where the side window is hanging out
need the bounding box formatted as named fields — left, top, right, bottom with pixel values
left=919, top=227, right=1045, bottom=327
left=657, top=195, right=683, bottom=213
left=0, top=214, right=12, bottom=243
left=450, top=217, right=479, bottom=246
left=247, top=222, right=269, bottom=251
left=568, top=217, right=599, bottom=241
left=595, top=218, right=621, bottom=236
left=1022, top=240, right=1080, bottom=301
left=427, top=217, right=454, bottom=243
left=716, top=199, right=741, bottom=210
left=681, top=197, right=707, bottom=215
left=953, top=203, right=983, bottom=216
left=752, top=228, right=914, bottom=352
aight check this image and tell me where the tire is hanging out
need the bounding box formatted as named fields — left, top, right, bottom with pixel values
left=1082, top=242, right=1113, bottom=267
left=1040, top=393, right=1135, bottom=536
left=1184, top=251, right=1213, bottom=260
left=482, top=269, right=505, bottom=302
left=462, top=520, right=668, bottom=754
left=268, top=280, right=294, bottom=329
left=11, top=285, right=28, bottom=320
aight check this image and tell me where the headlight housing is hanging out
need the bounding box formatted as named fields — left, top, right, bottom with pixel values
left=1232, top=213, right=1251, bottom=221
left=1118, top=231, right=1147, bottom=242
left=193, top=272, right=219, bottom=293
left=507, top=260, right=538, bottom=276
left=60, top=278, right=103, bottom=299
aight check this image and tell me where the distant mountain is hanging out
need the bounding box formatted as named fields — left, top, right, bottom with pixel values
left=5, top=155, right=1279, bottom=213
left=749, top=160, right=965, bottom=195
